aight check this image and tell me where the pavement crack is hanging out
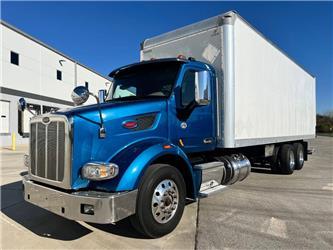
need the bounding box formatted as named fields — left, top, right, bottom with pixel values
left=194, top=199, right=200, bottom=250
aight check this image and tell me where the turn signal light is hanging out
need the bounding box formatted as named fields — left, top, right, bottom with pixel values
left=81, top=162, right=119, bottom=181
left=122, top=121, right=138, bottom=129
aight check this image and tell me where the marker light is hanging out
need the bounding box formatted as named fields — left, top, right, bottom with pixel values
left=122, top=120, right=138, bottom=129
left=177, top=54, right=187, bottom=60
left=81, top=162, right=119, bottom=181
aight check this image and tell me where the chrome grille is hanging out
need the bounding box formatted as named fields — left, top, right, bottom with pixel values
left=29, top=115, right=71, bottom=188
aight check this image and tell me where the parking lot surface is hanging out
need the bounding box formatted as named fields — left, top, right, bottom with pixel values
left=1, top=136, right=332, bottom=249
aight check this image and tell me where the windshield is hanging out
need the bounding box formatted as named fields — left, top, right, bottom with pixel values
left=106, top=61, right=182, bottom=102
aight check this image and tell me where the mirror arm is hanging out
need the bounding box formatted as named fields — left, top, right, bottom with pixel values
left=89, top=92, right=106, bottom=138
left=26, top=106, right=36, bottom=116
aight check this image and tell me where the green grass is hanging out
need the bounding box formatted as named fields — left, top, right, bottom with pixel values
left=317, top=133, right=333, bottom=137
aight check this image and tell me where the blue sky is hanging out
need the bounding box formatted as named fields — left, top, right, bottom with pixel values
left=2, top=1, right=332, bottom=114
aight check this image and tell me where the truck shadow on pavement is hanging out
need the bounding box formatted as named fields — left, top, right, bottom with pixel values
left=88, top=221, right=148, bottom=239
left=0, top=180, right=146, bottom=240
left=1, top=180, right=93, bottom=240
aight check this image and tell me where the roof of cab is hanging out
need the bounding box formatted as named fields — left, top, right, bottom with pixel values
left=108, top=58, right=189, bottom=77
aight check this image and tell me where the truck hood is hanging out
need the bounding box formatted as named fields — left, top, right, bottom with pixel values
left=58, top=98, right=169, bottom=190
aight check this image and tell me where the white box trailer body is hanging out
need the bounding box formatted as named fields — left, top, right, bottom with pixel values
left=141, top=11, right=316, bottom=148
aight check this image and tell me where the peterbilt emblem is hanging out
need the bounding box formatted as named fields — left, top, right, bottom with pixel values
left=180, top=122, right=187, bottom=129
left=42, top=117, right=50, bottom=124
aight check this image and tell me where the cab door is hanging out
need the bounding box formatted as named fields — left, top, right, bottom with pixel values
left=169, top=64, right=215, bottom=153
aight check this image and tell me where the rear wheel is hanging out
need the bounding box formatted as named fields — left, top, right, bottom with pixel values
left=270, top=145, right=281, bottom=173
left=279, top=144, right=295, bottom=174
left=293, top=143, right=305, bottom=170
left=130, top=164, right=186, bottom=238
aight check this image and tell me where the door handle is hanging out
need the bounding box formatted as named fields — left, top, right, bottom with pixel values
left=203, top=138, right=213, bottom=144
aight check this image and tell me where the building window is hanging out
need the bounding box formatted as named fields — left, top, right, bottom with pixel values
left=56, top=70, right=62, bottom=81
left=10, top=51, right=19, bottom=66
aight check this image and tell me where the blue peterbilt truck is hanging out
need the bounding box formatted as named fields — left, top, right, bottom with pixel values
left=21, top=12, right=315, bottom=238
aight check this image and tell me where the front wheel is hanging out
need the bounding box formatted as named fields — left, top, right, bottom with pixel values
left=130, top=164, right=186, bottom=238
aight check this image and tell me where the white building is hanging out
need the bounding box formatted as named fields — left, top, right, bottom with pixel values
left=0, top=20, right=111, bottom=147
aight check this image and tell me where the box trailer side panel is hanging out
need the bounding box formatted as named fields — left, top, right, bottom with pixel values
left=141, top=11, right=316, bottom=148
left=233, top=17, right=316, bottom=147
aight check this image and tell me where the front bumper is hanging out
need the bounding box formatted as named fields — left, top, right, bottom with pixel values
left=22, top=175, right=138, bottom=224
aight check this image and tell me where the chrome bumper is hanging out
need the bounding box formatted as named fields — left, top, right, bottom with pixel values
left=22, top=175, right=138, bottom=224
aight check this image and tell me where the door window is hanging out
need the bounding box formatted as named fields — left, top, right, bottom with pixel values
left=181, top=69, right=211, bottom=106
left=196, top=70, right=211, bottom=105
left=181, top=70, right=196, bottom=107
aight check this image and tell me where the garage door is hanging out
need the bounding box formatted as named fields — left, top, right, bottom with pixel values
left=0, top=101, right=10, bottom=134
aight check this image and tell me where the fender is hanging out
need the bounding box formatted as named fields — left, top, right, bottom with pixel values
left=87, top=137, right=200, bottom=197
left=117, top=142, right=198, bottom=194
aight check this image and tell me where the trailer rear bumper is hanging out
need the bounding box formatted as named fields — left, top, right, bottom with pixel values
left=22, top=175, right=137, bottom=224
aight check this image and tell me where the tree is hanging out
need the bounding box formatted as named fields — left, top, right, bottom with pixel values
left=316, top=113, right=333, bottom=133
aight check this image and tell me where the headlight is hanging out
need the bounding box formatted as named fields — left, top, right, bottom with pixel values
left=81, top=162, right=119, bottom=181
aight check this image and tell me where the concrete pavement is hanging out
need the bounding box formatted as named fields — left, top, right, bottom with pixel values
left=0, top=136, right=332, bottom=249
left=197, top=136, right=333, bottom=249
left=0, top=145, right=197, bottom=249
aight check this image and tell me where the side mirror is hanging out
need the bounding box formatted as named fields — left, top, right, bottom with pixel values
left=194, top=71, right=211, bottom=106
left=18, top=97, right=27, bottom=111
left=98, top=89, right=107, bottom=103
left=71, top=86, right=89, bottom=106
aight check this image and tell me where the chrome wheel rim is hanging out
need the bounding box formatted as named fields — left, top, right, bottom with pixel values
left=299, top=150, right=304, bottom=165
left=290, top=151, right=295, bottom=169
left=151, top=179, right=179, bottom=224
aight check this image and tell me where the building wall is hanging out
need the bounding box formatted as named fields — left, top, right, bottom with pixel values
left=0, top=22, right=111, bottom=147
left=0, top=93, right=69, bottom=146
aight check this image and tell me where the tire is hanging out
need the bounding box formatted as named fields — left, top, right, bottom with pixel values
left=130, top=164, right=186, bottom=238
left=279, top=144, right=296, bottom=174
left=293, top=143, right=305, bottom=170
left=270, top=145, right=281, bottom=173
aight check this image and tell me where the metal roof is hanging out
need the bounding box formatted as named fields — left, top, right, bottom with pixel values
left=0, top=20, right=111, bottom=81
